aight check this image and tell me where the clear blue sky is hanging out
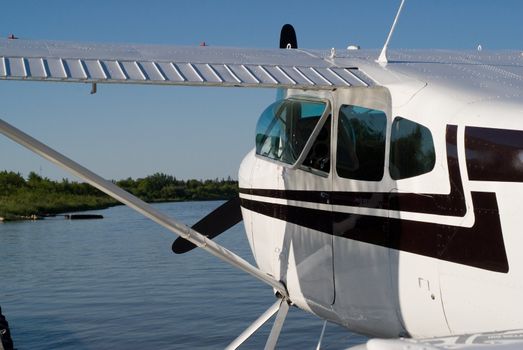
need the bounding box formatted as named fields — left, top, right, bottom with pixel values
left=1, top=0, right=522, bottom=181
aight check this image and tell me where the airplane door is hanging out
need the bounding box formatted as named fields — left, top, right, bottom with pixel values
left=331, top=192, right=405, bottom=337
left=277, top=114, right=335, bottom=308
left=246, top=95, right=335, bottom=309
left=331, top=102, right=406, bottom=337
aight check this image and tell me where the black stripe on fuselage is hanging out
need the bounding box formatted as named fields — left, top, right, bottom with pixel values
left=241, top=191, right=507, bottom=273
left=240, top=125, right=509, bottom=273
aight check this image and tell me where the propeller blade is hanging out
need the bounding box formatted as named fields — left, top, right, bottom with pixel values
left=279, top=24, right=298, bottom=49
left=172, top=195, right=242, bottom=254
left=277, top=24, right=298, bottom=99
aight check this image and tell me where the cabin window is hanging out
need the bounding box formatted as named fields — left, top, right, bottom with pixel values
left=336, top=105, right=387, bottom=181
left=389, top=117, right=435, bottom=179
left=302, top=115, right=331, bottom=173
left=255, top=99, right=327, bottom=165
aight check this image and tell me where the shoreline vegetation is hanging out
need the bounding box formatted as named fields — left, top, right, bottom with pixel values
left=0, top=171, right=238, bottom=222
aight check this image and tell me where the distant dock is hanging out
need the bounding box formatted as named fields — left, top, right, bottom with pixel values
left=64, top=214, right=104, bottom=220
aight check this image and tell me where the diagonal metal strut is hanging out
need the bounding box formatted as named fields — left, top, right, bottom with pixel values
left=0, top=118, right=288, bottom=298
left=264, top=298, right=290, bottom=350
left=225, top=299, right=281, bottom=350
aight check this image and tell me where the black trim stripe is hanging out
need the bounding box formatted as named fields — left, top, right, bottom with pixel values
left=241, top=198, right=332, bottom=234
left=241, top=191, right=508, bottom=273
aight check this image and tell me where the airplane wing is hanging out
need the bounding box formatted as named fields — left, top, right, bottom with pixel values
left=350, top=329, right=523, bottom=350
left=0, top=38, right=373, bottom=90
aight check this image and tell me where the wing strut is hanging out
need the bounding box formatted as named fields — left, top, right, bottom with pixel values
left=0, top=118, right=288, bottom=299
left=225, top=296, right=290, bottom=350
left=264, top=298, right=290, bottom=350
left=225, top=299, right=281, bottom=350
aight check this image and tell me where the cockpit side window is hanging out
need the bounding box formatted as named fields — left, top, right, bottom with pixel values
left=336, top=105, right=387, bottom=181
left=255, top=99, right=326, bottom=165
left=389, top=117, right=435, bottom=179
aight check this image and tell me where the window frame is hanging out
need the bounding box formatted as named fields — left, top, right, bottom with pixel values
left=254, top=96, right=332, bottom=170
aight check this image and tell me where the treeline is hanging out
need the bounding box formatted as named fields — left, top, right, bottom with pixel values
left=0, top=171, right=238, bottom=217
left=116, top=173, right=238, bottom=202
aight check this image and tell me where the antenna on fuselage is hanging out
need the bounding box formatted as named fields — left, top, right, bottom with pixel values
left=377, top=0, right=406, bottom=64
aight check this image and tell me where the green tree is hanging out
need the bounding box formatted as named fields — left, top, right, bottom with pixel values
left=0, top=171, right=25, bottom=195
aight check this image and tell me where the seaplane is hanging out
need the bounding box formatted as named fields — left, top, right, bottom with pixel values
left=2, top=1, right=523, bottom=348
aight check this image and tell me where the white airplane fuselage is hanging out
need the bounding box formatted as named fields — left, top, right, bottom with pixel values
left=238, top=53, right=523, bottom=339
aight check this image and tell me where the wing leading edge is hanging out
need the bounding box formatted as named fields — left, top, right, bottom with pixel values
left=0, top=39, right=373, bottom=90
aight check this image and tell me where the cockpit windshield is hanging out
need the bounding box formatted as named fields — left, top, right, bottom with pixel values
left=255, top=99, right=327, bottom=165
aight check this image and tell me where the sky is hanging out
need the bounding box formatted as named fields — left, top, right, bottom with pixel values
left=1, top=0, right=522, bottom=181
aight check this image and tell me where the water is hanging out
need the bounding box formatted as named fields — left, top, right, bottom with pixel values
left=0, top=201, right=367, bottom=349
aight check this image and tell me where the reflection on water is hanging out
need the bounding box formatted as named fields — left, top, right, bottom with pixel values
left=0, top=201, right=366, bottom=349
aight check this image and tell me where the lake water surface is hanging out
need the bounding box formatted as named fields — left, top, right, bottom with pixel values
left=0, top=201, right=367, bottom=349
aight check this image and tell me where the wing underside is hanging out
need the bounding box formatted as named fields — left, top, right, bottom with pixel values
left=0, top=39, right=373, bottom=90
